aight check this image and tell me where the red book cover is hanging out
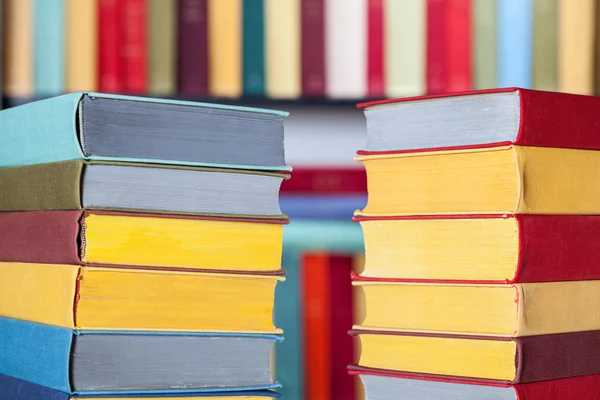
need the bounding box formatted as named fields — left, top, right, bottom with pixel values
left=121, top=0, right=147, bottom=94
left=445, top=0, right=471, bottom=92
left=328, top=254, right=356, bottom=400
left=354, top=214, right=600, bottom=284
left=301, top=0, right=326, bottom=97
left=280, top=167, right=367, bottom=194
left=426, top=0, right=446, bottom=94
left=302, top=253, right=331, bottom=399
left=367, top=0, right=384, bottom=97
left=178, top=0, right=209, bottom=95
left=358, top=88, right=600, bottom=152
left=98, top=0, right=123, bottom=93
left=350, top=330, right=600, bottom=384
left=349, top=369, right=600, bottom=400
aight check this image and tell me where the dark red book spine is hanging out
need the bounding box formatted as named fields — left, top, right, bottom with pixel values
left=445, top=0, right=471, bottom=92
left=426, top=0, right=447, bottom=94
left=301, top=0, right=325, bottom=97
left=121, top=0, right=147, bottom=94
left=280, top=168, right=367, bottom=194
left=329, top=254, right=356, bottom=400
left=98, top=0, right=123, bottom=93
left=177, top=0, right=208, bottom=96
left=367, top=0, right=384, bottom=97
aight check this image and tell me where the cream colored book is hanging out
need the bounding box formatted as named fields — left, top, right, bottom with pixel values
left=208, top=0, right=241, bottom=98
left=558, top=0, right=595, bottom=94
left=66, top=0, right=97, bottom=92
left=3, top=0, right=33, bottom=96
left=265, top=0, right=301, bottom=99
left=384, top=0, right=425, bottom=97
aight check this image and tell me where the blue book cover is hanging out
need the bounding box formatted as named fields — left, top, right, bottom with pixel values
left=33, top=0, right=64, bottom=95
left=498, top=0, right=533, bottom=87
left=279, top=195, right=367, bottom=220
left=0, top=317, right=282, bottom=395
left=243, top=0, right=265, bottom=95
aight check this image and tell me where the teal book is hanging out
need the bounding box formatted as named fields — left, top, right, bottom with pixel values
left=33, top=0, right=64, bottom=95
left=0, top=93, right=290, bottom=170
left=243, top=0, right=265, bottom=96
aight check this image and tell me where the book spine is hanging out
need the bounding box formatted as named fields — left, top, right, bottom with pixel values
left=98, top=0, right=123, bottom=93
left=279, top=195, right=367, bottom=220
left=301, top=0, right=325, bottom=97
left=472, top=0, right=497, bottom=89
left=532, top=0, right=558, bottom=91
left=445, top=0, right=471, bottom=92
left=66, top=0, right=98, bottom=92
left=0, top=317, right=73, bottom=393
left=148, top=0, right=176, bottom=95
left=274, top=251, right=305, bottom=400
left=302, top=253, right=331, bottom=399
left=426, top=0, right=447, bottom=94
left=242, top=0, right=265, bottom=96
left=367, top=0, right=385, bottom=97
left=33, top=0, right=64, bottom=95
left=328, top=254, right=356, bottom=400
left=280, top=168, right=367, bottom=194
left=177, top=0, right=208, bottom=95
left=3, top=0, right=33, bottom=97
left=498, top=0, right=532, bottom=87
left=516, top=374, right=600, bottom=399
left=122, top=0, right=147, bottom=94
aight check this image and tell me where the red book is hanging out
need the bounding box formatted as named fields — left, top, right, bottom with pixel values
left=98, top=0, right=123, bottom=93
left=358, top=88, right=600, bottom=153
left=426, top=0, right=446, bottom=94
left=280, top=167, right=367, bottom=194
left=367, top=0, right=384, bottom=97
left=328, top=254, right=356, bottom=400
left=302, top=253, right=330, bottom=399
left=445, top=0, right=471, bottom=92
left=349, top=369, right=600, bottom=399
left=301, top=0, right=326, bottom=97
left=178, top=0, right=208, bottom=95
left=121, top=0, right=147, bottom=94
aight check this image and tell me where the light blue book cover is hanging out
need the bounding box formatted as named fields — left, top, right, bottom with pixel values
left=0, top=93, right=290, bottom=170
left=34, top=0, right=64, bottom=95
left=0, top=317, right=282, bottom=395
left=498, top=0, right=533, bottom=87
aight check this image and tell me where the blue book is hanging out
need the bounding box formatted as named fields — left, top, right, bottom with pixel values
left=33, top=0, right=64, bottom=95
left=0, top=374, right=280, bottom=399
left=498, top=0, right=533, bottom=87
left=0, top=317, right=282, bottom=396
left=0, top=93, right=290, bottom=171
left=279, top=195, right=367, bottom=220
left=243, top=0, right=265, bottom=95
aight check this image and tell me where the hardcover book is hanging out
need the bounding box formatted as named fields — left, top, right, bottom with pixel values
left=0, top=211, right=286, bottom=273
left=0, top=317, right=281, bottom=395
left=0, top=93, right=289, bottom=170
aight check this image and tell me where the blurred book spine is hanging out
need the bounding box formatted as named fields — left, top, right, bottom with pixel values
left=533, top=0, right=558, bottom=91
left=121, top=0, right=147, bottom=94
left=33, top=0, right=64, bottom=96
left=208, top=0, right=241, bottom=98
left=65, top=0, right=97, bottom=92
left=243, top=0, right=265, bottom=96
left=148, top=0, right=176, bottom=95
left=301, top=0, right=325, bottom=97
left=177, top=0, right=208, bottom=96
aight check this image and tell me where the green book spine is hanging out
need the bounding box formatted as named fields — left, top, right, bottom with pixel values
left=533, top=0, right=558, bottom=91
left=472, top=0, right=497, bottom=89
left=148, top=0, right=176, bottom=95
left=243, top=0, right=265, bottom=96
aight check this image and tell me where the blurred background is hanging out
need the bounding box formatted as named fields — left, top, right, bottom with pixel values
left=0, top=0, right=597, bottom=399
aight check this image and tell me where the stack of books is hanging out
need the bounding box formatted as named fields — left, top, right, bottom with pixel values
left=0, top=93, right=290, bottom=399
left=349, top=88, right=600, bottom=399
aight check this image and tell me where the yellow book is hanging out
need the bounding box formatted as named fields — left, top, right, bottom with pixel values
left=353, top=279, right=600, bottom=336
left=66, top=0, right=97, bottom=91
left=357, top=145, right=600, bottom=217
left=81, top=213, right=283, bottom=272
left=265, top=0, right=301, bottom=98
left=3, top=0, right=33, bottom=96
left=558, top=0, right=595, bottom=95
left=0, top=262, right=283, bottom=333
left=208, top=0, right=241, bottom=97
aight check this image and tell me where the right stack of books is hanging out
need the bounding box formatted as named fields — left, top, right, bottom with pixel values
left=349, top=88, right=600, bottom=399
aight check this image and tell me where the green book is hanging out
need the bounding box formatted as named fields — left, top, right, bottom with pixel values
left=533, top=0, right=558, bottom=91
left=148, top=0, right=176, bottom=95
left=472, top=0, right=497, bottom=89
left=243, top=0, right=265, bottom=96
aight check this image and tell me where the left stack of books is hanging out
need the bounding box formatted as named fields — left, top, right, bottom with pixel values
left=0, top=93, right=290, bottom=400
